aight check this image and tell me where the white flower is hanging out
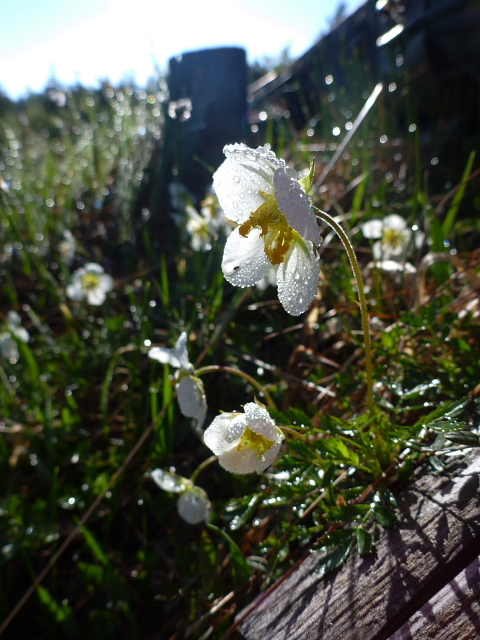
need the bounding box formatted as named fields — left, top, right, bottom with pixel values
left=148, top=332, right=207, bottom=433
left=213, top=144, right=320, bottom=316
left=200, top=191, right=227, bottom=232
left=186, top=205, right=215, bottom=251
left=362, top=214, right=424, bottom=260
left=66, top=263, right=114, bottom=305
left=0, top=311, right=29, bottom=362
left=59, top=230, right=76, bottom=265
left=151, top=469, right=211, bottom=525
left=204, top=402, right=284, bottom=474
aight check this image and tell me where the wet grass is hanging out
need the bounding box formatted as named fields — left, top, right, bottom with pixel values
left=0, top=69, right=480, bottom=640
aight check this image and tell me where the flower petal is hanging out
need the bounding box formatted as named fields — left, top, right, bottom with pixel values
left=83, top=262, right=105, bottom=274
left=273, top=169, right=320, bottom=245
left=86, top=287, right=108, bottom=306
left=276, top=239, right=320, bottom=316
left=222, top=227, right=272, bottom=287
left=204, top=413, right=245, bottom=455
left=148, top=331, right=191, bottom=370
left=256, top=433, right=284, bottom=473
left=375, top=260, right=417, bottom=275
left=177, top=489, right=211, bottom=524
left=0, top=336, right=19, bottom=361
left=362, top=219, right=383, bottom=239
left=11, top=326, right=29, bottom=343
left=66, top=280, right=85, bottom=301
left=213, top=144, right=283, bottom=224
left=243, top=402, right=278, bottom=441
left=172, top=332, right=191, bottom=370
left=218, top=446, right=265, bottom=474
left=7, top=311, right=21, bottom=328
left=383, top=214, right=407, bottom=231
left=151, top=468, right=190, bottom=493
left=177, top=376, right=207, bottom=420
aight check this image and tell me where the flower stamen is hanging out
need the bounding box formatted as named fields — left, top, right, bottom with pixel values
left=382, top=227, right=405, bottom=249
left=236, top=425, right=275, bottom=457
left=239, top=191, right=294, bottom=265
left=81, top=273, right=101, bottom=291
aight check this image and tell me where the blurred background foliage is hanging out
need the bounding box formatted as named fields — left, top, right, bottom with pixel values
left=1, top=1, right=480, bottom=638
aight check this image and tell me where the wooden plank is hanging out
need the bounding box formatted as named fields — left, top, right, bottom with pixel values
left=388, top=555, right=480, bottom=640
left=239, top=453, right=480, bottom=640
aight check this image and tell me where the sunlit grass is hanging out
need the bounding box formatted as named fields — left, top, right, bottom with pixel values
left=0, top=69, right=479, bottom=640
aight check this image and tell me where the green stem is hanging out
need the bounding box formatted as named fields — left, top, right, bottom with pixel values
left=314, top=208, right=374, bottom=409
left=189, top=455, right=218, bottom=484
left=280, top=425, right=308, bottom=442
left=195, top=365, right=277, bottom=410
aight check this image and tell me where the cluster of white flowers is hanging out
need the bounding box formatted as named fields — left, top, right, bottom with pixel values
left=66, top=263, right=114, bottom=306
left=213, top=144, right=321, bottom=316
left=151, top=468, right=211, bottom=525
left=148, top=332, right=207, bottom=435
left=0, top=311, right=29, bottom=362
left=185, top=192, right=229, bottom=252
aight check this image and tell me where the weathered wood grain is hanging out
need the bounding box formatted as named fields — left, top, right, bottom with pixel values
left=239, top=453, right=480, bottom=640
left=388, top=554, right=480, bottom=640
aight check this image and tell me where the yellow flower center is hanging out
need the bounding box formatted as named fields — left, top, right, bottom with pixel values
left=81, top=273, right=101, bottom=291
left=236, top=425, right=275, bottom=458
left=238, top=191, right=294, bottom=265
left=382, top=228, right=405, bottom=249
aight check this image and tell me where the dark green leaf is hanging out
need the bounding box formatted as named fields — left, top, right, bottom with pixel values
left=429, top=420, right=466, bottom=433
left=372, top=505, right=398, bottom=527
left=316, top=540, right=353, bottom=578
left=289, top=439, right=317, bottom=461
left=207, top=524, right=251, bottom=584
left=286, top=408, right=314, bottom=429
left=356, top=528, right=373, bottom=556
left=445, top=431, right=480, bottom=446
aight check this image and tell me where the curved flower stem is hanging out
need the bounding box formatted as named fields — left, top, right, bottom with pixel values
left=189, top=455, right=218, bottom=484
left=314, top=208, right=374, bottom=410
left=280, top=426, right=308, bottom=442
left=195, top=365, right=277, bottom=410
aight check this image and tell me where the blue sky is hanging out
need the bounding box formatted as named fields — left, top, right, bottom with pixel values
left=0, top=0, right=363, bottom=98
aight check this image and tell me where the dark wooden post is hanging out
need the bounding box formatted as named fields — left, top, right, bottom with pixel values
left=149, top=47, right=247, bottom=253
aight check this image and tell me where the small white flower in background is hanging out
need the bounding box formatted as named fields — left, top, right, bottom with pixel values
left=213, top=143, right=320, bottom=316
left=204, top=402, right=284, bottom=474
left=66, top=263, right=114, bottom=306
left=200, top=191, right=228, bottom=232
left=0, top=311, right=29, bottom=362
left=370, top=259, right=417, bottom=284
left=362, top=214, right=424, bottom=260
left=148, top=332, right=207, bottom=434
left=59, top=230, right=76, bottom=265
left=151, top=469, right=211, bottom=525
left=186, top=205, right=215, bottom=251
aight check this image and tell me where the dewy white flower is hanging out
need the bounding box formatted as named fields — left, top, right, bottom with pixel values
left=362, top=214, right=424, bottom=260
left=66, top=263, right=114, bottom=305
left=186, top=205, right=215, bottom=251
left=148, top=332, right=207, bottom=433
left=0, top=311, right=29, bottom=362
left=151, top=468, right=211, bottom=525
left=204, top=402, right=284, bottom=474
left=213, top=143, right=320, bottom=316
